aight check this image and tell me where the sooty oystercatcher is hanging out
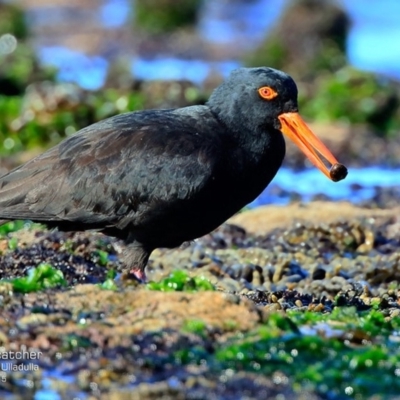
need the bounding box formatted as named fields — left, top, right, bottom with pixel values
left=0, top=67, right=347, bottom=281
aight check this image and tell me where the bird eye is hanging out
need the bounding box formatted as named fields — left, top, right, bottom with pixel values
left=258, top=86, right=278, bottom=100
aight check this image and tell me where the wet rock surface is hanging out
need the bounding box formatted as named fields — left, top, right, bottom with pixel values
left=1, top=201, right=400, bottom=398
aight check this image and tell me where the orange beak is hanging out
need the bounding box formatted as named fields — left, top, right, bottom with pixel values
left=278, top=112, right=347, bottom=182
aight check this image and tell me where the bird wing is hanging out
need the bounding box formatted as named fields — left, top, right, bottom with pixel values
left=0, top=109, right=224, bottom=229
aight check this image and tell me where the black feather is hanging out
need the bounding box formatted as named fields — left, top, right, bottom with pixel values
left=0, top=67, right=300, bottom=279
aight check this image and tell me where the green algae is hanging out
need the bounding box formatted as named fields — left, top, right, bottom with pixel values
left=94, top=250, right=110, bottom=266
left=7, top=237, right=18, bottom=251
left=299, top=67, right=400, bottom=136
left=0, top=262, right=66, bottom=293
left=182, top=319, right=207, bottom=336
left=170, top=308, right=400, bottom=398
left=0, top=87, right=144, bottom=156
left=147, top=270, right=215, bottom=292
left=98, top=269, right=118, bottom=291
left=98, top=278, right=118, bottom=291
left=135, top=0, right=202, bottom=34
left=0, top=220, right=26, bottom=236
left=0, top=3, right=28, bottom=40
left=62, top=333, right=93, bottom=351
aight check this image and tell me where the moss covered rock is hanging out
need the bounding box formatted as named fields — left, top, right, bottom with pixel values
left=0, top=4, right=55, bottom=96
left=245, top=0, right=350, bottom=79
left=0, top=3, right=28, bottom=39
left=298, top=67, right=400, bottom=135
left=134, top=0, right=202, bottom=34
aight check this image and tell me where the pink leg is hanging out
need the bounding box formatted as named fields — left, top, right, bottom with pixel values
left=129, top=267, right=147, bottom=283
left=121, top=240, right=152, bottom=283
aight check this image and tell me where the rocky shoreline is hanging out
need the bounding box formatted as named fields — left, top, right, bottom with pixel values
left=1, top=201, right=400, bottom=398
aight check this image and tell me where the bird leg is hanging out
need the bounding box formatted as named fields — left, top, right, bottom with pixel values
left=121, top=240, right=152, bottom=283
left=130, top=267, right=147, bottom=283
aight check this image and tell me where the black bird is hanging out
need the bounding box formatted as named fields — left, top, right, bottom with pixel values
left=0, top=67, right=347, bottom=281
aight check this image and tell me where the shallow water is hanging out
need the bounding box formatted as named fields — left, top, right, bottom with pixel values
left=251, top=166, right=400, bottom=207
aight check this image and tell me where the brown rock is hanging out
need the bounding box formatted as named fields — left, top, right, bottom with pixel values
left=44, top=285, right=263, bottom=337
left=229, top=201, right=399, bottom=235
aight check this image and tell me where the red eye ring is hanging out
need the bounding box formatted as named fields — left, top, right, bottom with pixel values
left=258, top=86, right=278, bottom=100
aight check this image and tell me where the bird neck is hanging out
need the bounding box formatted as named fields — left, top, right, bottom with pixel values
left=207, top=102, right=283, bottom=160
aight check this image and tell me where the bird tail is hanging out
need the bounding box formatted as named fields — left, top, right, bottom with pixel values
left=0, top=153, right=54, bottom=221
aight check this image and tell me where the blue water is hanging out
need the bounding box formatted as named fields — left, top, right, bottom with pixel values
left=39, top=47, right=109, bottom=91
left=250, top=166, right=400, bottom=207
left=32, top=0, right=400, bottom=89
left=199, top=0, right=286, bottom=44
left=344, top=0, right=400, bottom=77
left=133, top=58, right=240, bottom=84
left=101, top=0, right=129, bottom=28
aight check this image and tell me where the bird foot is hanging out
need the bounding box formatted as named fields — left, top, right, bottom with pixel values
left=129, top=268, right=147, bottom=283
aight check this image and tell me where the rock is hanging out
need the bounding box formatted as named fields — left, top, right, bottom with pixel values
left=229, top=201, right=399, bottom=235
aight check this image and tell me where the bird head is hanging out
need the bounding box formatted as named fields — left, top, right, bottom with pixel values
left=208, top=67, right=347, bottom=182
